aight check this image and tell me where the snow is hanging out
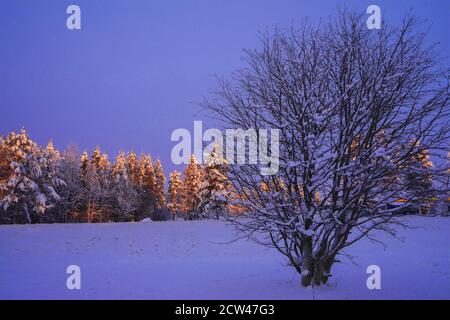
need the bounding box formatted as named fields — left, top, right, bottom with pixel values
left=0, top=216, right=449, bottom=299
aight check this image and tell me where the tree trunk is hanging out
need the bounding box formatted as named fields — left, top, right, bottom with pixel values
left=301, top=271, right=312, bottom=287
left=312, top=263, right=324, bottom=286
left=321, top=257, right=334, bottom=284
left=300, top=240, right=313, bottom=287
left=300, top=249, right=335, bottom=287
left=23, top=203, right=31, bottom=224
left=86, top=202, right=92, bottom=223
left=301, top=261, right=333, bottom=287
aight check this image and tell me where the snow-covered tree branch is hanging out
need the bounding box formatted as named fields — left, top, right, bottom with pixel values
left=202, top=11, right=450, bottom=286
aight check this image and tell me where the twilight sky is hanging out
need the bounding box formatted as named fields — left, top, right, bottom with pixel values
left=0, top=0, right=449, bottom=174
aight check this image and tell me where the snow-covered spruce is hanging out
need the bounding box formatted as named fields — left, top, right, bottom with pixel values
left=0, top=129, right=63, bottom=224
left=0, top=132, right=235, bottom=224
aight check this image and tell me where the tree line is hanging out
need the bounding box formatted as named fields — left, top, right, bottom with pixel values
left=0, top=128, right=231, bottom=224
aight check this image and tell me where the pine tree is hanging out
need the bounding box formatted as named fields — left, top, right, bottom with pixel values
left=0, top=136, right=9, bottom=205
left=80, top=151, right=89, bottom=173
left=56, top=145, right=85, bottom=223
left=44, top=141, right=64, bottom=186
left=99, top=153, right=110, bottom=172
left=167, top=170, right=182, bottom=219
left=127, top=151, right=140, bottom=186
left=41, top=141, right=66, bottom=222
left=80, top=147, right=111, bottom=223
left=198, top=147, right=230, bottom=219
left=112, top=152, right=128, bottom=183
left=91, top=147, right=110, bottom=188
left=91, top=146, right=103, bottom=170
left=111, top=151, right=138, bottom=221
left=141, top=154, right=156, bottom=196
left=403, top=142, right=434, bottom=214
left=181, top=155, right=203, bottom=219
left=0, top=129, right=62, bottom=224
left=154, top=159, right=166, bottom=210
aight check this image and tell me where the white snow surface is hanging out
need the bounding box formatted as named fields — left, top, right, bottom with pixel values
left=0, top=216, right=449, bottom=299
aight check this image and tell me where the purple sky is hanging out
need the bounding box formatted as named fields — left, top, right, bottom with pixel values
left=1, top=0, right=449, bottom=174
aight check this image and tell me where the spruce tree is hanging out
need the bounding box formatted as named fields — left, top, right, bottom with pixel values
left=403, top=143, right=433, bottom=214
left=112, top=152, right=128, bottom=183
left=0, top=129, right=62, bottom=223
left=168, top=170, right=182, bottom=219
left=198, top=148, right=230, bottom=219
left=80, top=151, right=89, bottom=173
left=140, top=154, right=157, bottom=215
left=41, top=141, right=66, bottom=222
left=181, top=155, right=203, bottom=219
left=56, top=145, right=85, bottom=223
left=91, top=146, right=102, bottom=170
left=127, top=151, right=140, bottom=186
left=80, top=147, right=111, bottom=223
left=111, top=151, right=137, bottom=221
left=154, top=159, right=166, bottom=210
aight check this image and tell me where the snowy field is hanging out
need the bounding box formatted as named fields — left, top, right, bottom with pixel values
left=0, top=216, right=449, bottom=300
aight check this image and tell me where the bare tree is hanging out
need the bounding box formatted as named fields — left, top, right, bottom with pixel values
left=202, top=10, right=450, bottom=287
